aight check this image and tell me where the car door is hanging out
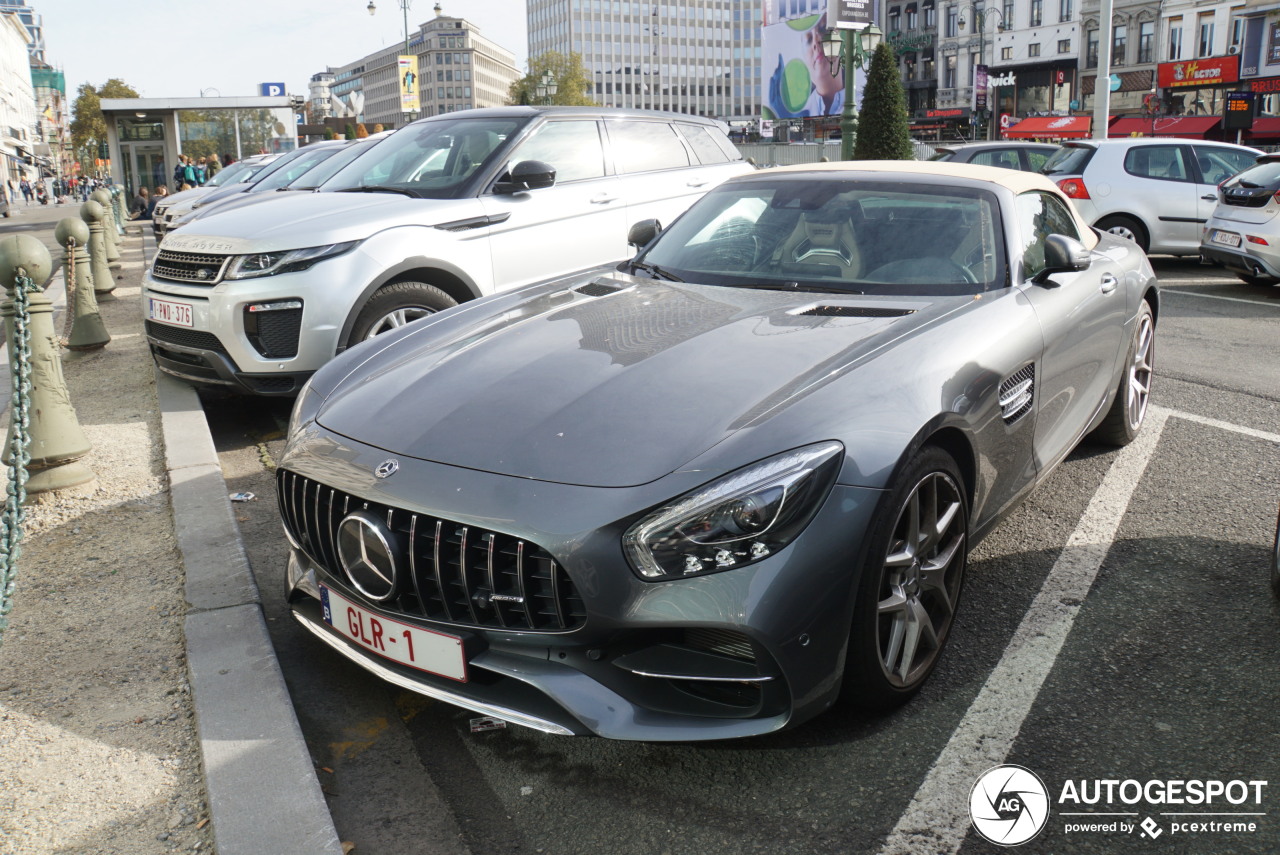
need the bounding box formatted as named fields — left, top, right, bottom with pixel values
left=480, top=119, right=629, bottom=290
left=1015, top=191, right=1127, bottom=472
left=1118, top=143, right=1200, bottom=252
left=602, top=119, right=719, bottom=232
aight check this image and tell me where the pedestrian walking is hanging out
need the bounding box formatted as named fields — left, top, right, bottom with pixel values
left=207, top=154, right=222, bottom=179
left=20, top=179, right=31, bottom=204
left=195, top=157, right=208, bottom=186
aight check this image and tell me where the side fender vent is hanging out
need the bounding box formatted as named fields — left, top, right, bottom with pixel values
left=999, top=363, right=1035, bottom=424
left=798, top=305, right=917, bottom=318
left=573, top=281, right=623, bottom=297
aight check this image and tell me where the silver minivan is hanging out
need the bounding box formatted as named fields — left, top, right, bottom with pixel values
left=143, top=107, right=753, bottom=395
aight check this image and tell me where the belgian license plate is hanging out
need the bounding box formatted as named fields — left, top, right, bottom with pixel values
left=148, top=297, right=193, bottom=327
left=1212, top=230, right=1242, bottom=248
left=320, top=585, right=467, bottom=682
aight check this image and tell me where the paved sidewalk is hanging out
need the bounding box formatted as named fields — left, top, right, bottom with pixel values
left=0, top=204, right=341, bottom=854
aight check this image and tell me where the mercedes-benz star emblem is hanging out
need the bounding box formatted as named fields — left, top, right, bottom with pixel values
left=336, top=510, right=399, bottom=601
left=374, top=459, right=399, bottom=479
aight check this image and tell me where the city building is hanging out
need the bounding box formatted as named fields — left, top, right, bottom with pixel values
left=308, top=71, right=335, bottom=123
left=527, top=0, right=760, bottom=121
left=0, top=10, right=35, bottom=188
left=322, top=8, right=519, bottom=130
left=31, top=61, right=66, bottom=177
left=0, top=0, right=43, bottom=63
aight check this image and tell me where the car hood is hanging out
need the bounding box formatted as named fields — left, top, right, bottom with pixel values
left=157, top=192, right=478, bottom=253
left=315, top=278, right=960, bottom=488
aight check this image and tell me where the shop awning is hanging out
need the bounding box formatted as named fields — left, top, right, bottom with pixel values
left=1245, top=117, right=1280, bottom=139
left=1108, top=116, right=1221, bottom=138
left=1003, top=116, right=1092, bottom=139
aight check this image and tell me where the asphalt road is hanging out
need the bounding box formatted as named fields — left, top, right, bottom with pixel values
left=204, top=256, right=1280, bottom=855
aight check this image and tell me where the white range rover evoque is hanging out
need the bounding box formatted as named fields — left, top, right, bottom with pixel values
left=142, top=106, right=753, bottom=395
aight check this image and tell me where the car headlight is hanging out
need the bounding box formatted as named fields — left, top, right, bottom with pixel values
left=224, top=241, right=358, bottom=280
left=623, top=441, right=843, bottom=581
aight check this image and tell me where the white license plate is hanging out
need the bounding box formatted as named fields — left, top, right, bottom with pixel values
left=148, top=297, right=193, bottom=327
left=321, top=585, right=467, bottom=682
left=1212, top=230, right=1242, bottom=248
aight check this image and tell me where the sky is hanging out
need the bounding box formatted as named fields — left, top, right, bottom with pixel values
left=40, top=0, right=530, bottom=100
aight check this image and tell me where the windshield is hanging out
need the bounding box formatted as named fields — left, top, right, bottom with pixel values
left=322, top=117, right=527, bottom=198
left=206, top=159, right=256, bottom=187
left=291, top=139, right=378, bottom=189
left=1041, top=145, right=1095, bottom=176
left=250, top=146, right=343, bottom=193
left=636, top=178, right=1006, bottom=297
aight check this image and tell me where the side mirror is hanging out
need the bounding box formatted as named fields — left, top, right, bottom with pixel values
left=494, top=160, right=556, bottom=194
left=1034, top=234, right=1091, bottom=285
left=627, top=218, right=662, bottom=249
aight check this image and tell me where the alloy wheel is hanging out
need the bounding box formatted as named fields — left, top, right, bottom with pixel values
left=1126, top=310, right=1154, bottom=430
left=877, top=471, right=966, bottom=688
left=363, top=306, right=436, bottom=339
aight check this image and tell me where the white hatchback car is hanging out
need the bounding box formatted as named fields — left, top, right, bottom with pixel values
left=143, top=107, right=753, bottom=395
left=1041, top=138, right=1260, bottom=254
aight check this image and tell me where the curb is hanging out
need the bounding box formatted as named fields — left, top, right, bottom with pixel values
left=144, top=228, right=344, bottom=855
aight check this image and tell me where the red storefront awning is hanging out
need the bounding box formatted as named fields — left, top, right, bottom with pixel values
left=1003, top=116, right=1092, bottom=139
left=1245, top=117, right=1280, bottom=139
left=1108, top=116, right=1221, bottom=138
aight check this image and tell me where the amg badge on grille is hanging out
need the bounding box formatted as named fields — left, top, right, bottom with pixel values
left=374, top=459, right=399, bottom=479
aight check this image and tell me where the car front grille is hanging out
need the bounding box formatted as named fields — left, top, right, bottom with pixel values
left=152, top=250, right=229, bottom=285
left=278, top=469, right=587, bottom=632
left=144, top=320, right=228, bottom=354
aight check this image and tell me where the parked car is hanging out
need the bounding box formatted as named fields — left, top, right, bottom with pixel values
left=1042, top=138, right=1260, bottom=254
left=167, top=136, right=390, bottom=231
left=151, top=154, right=275, bottom=237
left=176, top=140, right=351, bottom=221
left=278, top=161, right=1159, bottom=740
left=1199, top=153, right=1280, bottom=285
left=929, top=141, right=1059, bottom=172
left=143, top=106, right=753, bottom=396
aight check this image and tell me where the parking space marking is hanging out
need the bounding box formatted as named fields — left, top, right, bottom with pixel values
left=1161, top=288, right=1280, bottom=309
left=876, top=409, right=1170, bottom=855
left=1155, top=405, right=1280, bottom=445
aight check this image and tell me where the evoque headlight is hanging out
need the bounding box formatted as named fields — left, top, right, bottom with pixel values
left=623, top=441, right=844, bottom=581
left=224, top=241, right=358, bottom=280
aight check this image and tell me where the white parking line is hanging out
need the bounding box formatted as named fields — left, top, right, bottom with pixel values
left=876, top=409, right=1170, bottom=855
left=1155, top=405, right=1280, bottom=445
left=1162, top=288, right=1280, bottom=309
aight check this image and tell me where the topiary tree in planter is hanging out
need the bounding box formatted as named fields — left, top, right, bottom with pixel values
left=853, top=43, right=915, bottom=161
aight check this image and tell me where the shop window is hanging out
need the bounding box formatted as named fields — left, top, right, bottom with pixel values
left=1058, top=39, right=1071, bottom=54
left=1086, top=27, right=1098, bottom=67
left=1030, top=0, right=1042, bottom=27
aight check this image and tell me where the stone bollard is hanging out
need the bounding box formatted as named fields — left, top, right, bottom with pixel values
left=90, top=189, right=121, bottom=267
left=54, top=218, right=110, bottom=351
left=80, top=200, right=117, bottom=300
left=0, top=234, right=94, bottom=494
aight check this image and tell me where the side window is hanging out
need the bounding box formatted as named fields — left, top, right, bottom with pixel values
left=1123, top=145, right=1189, bottom=181
left=1016, top=192, right=1083, bottom=280
left=970, top=149, right=1021, bottom=170
left=679, top=124, right=730, bottom=165
left=608, top=121, right=692, bottom=173
left=1026, top=149, right=1053, bottom=172
left=1198, top=147, right=1256, bottom=183
left=506, top=120, right=605, bottom=183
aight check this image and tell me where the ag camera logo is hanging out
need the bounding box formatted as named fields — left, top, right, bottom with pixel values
left=970, top=765, right=1051, bottom=846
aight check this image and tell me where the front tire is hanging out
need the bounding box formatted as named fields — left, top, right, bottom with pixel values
left=1096, top=215, right=1149, bottom=253
left=844, top=446, right=969, bottom=710
left=348, top=281, right=457, bottom=343
left=1092, top=300, right=1155, bottom=447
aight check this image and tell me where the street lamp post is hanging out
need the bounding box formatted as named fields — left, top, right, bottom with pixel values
left=368, top=0, right=416, bottom=124
left=535, top=71, right=559, bottom=106
left=957, top=6, right=1006, bottom=140
left=822, top=24, right=883, bottom=161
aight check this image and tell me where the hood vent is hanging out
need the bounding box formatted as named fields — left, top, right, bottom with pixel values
left=999, top=363, right=1035, bottom=424
left=799, top=305, right=917, bottom=318
left=573, top=281, right=624, bottom=297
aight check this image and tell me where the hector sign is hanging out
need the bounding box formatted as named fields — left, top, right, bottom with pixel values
left=1157, top=56, right=1241, bottom=88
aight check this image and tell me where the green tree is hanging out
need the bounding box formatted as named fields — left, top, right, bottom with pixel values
left=70, top=78, right=140, bottom=166
left=852, top=44, right=914, bottom=161
left=508, top=51, right=594, bottom=106
left=344, top=123, right=356, bottom=140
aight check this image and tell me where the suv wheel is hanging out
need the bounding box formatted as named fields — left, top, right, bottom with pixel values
left=1096, top=215, right=1149, bottom=253
left=349, top=281, right=458, bottom=342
